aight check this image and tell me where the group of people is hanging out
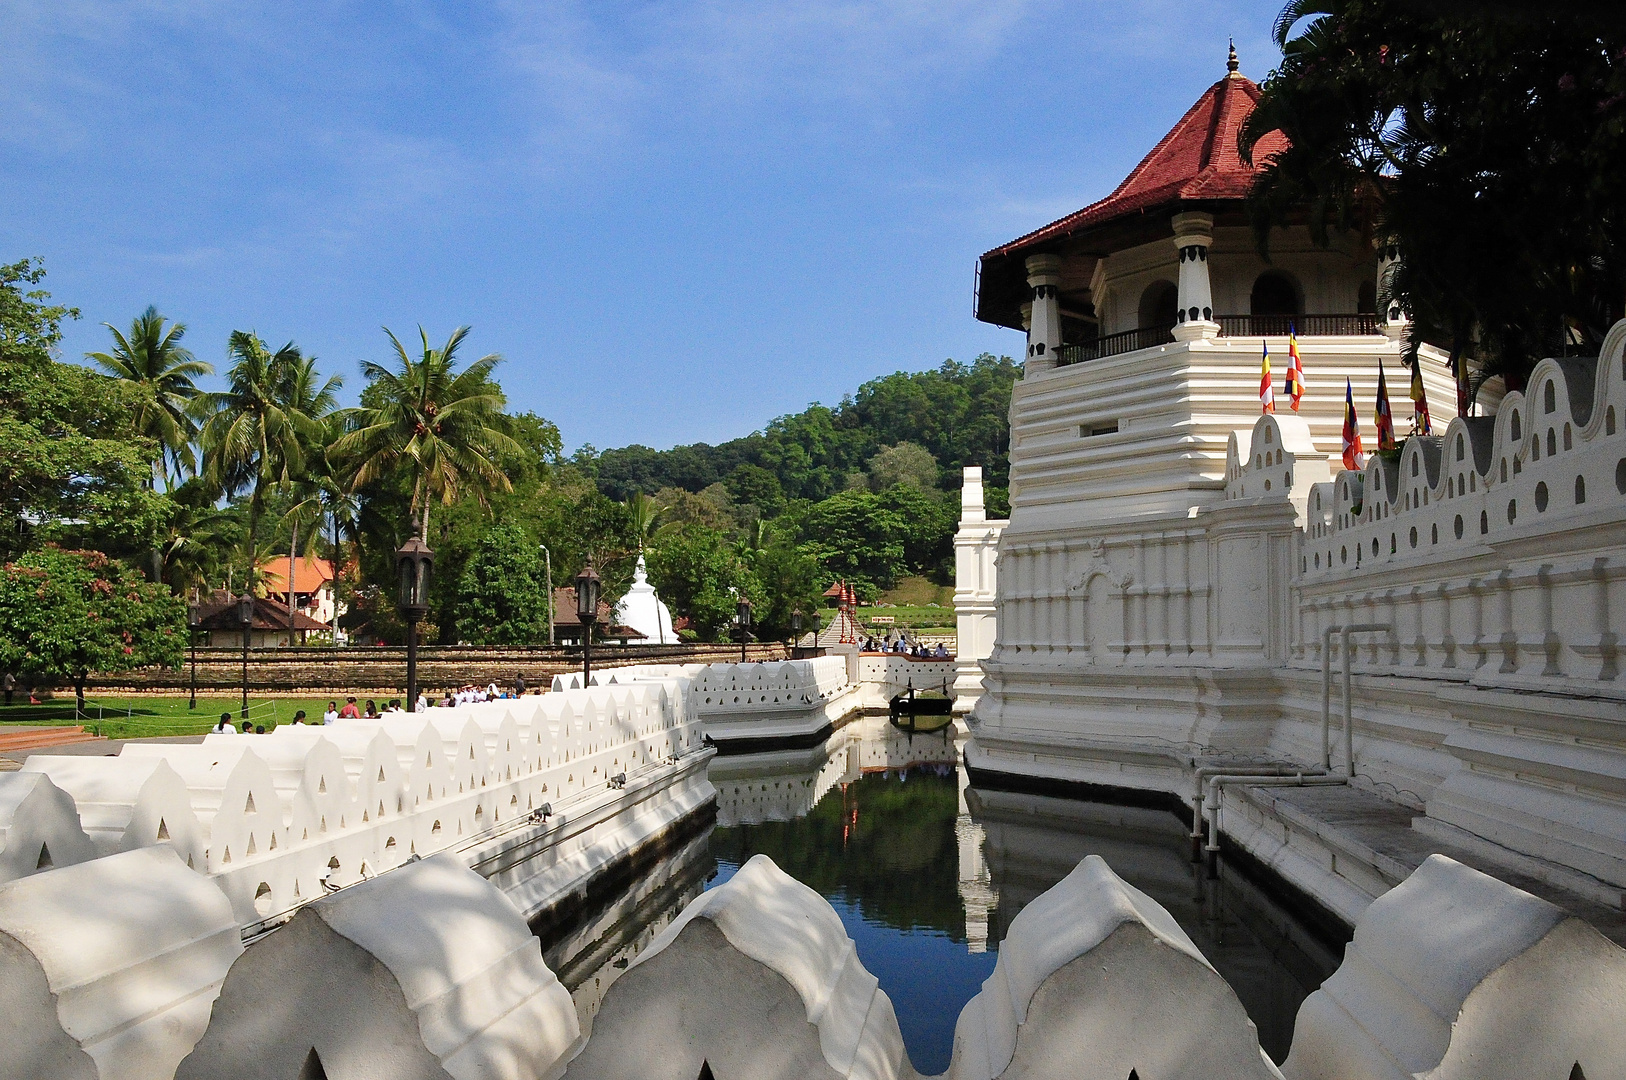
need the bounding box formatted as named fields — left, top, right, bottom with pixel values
left=860, top=636, right=951, bottom=659
left=206, top=679, right=540, bottom=735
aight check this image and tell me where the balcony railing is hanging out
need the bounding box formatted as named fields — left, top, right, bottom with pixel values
left=1053, top=313, right=1382, bottom=368
left=1056, top=324, right=1176, bottom=366
left=1217, top=313, right=1381, bottom=337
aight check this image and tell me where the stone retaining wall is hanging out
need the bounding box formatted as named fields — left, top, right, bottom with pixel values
left=83, top=643, right=790, bottom=696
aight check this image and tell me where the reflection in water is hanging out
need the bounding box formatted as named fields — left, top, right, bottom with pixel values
left=536, top=717, right=1343, bottom=1074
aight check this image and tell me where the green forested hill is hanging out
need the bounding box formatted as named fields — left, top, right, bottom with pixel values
left=577, top=354, right=1018, bottom=507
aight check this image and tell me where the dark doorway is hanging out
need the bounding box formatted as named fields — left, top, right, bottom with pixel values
left=1251, top=272, right=1300, bottom=317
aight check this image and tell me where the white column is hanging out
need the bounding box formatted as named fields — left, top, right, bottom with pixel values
left=1024, top=253, right=1063, bottom=373
left=1170, top=211, right=1218, bottom=341
left=1379, top=241, right=1408, bottom=340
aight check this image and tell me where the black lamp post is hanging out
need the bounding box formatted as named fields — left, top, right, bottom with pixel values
left=575, top=559, right=600, bottom=683
left=187, top=600, right=202, bottom=711
left=737, top=596, right=753, bottom=663
left=236, top=592, right=254, bottom=720
left=395, top=530, right=435, bottom=713
left=791, top=608, right=803, bottom=659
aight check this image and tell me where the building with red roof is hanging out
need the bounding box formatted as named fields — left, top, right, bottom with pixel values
left=258, top=553, right=346, bottom=637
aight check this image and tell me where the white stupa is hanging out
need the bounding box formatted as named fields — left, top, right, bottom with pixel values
left=616, top=554, right=676, bottom=644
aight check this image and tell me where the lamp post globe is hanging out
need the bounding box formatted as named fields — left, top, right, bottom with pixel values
left=395, top=530, right=435, bottom=713
left=737, top=596, right=753, bottom=663
left=236, top=592, right=254, bottom=720
left=187, top=600, right=202, bottom=711
left=575, top=560, right=601, bottom=684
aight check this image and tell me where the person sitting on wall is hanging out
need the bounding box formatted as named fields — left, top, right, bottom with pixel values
left=212, top=713, right=236, bottom=734
left=415, top=693, right=427, bottom=712
left=383, top=699, right=403, bottom=715
left=323, top=701, right=339, bottom=725
left=339, top=696, right=360, bottom=719
left=364, top=699, right=379, bottom=719
left=240, top=721, right=253, bottom=733
left=254, top=725, right=265, bottom=734
left=291, top=710, right=308, bottom=726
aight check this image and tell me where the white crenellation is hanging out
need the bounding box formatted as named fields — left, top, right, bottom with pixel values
left=21, top=676, right=711, bottom=926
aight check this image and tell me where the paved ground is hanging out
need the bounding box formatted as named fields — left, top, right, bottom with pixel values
left=0, top=734, right=207, bottom=770
left=1248, top=782, right=1626, bottom=946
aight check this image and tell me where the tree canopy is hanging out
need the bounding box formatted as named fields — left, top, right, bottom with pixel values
left=1243, top=0, right=1626, bottom=395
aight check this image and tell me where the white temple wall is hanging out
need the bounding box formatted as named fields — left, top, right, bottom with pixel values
left=972, top=320, right=1626, bottom=894
left=953, top=467, right=1007, bottom=710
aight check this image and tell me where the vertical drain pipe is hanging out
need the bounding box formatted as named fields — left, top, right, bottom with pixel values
left=1323, top=623, right=1392, bottom=777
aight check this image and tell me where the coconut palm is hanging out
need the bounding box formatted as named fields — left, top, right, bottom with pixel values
left=624, top=491, right=669, bottom=551
left=86, top=306, right=213, bottom=485
left=334, top=326, right=521, bottom=537
left=200, top=332, right=339, bottom=587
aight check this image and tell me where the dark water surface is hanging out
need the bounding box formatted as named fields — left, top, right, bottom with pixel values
left=542, top=717, right=1343, bottom=1076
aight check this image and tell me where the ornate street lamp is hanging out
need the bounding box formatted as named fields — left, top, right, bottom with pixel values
left=236, top=592, right=254, bottom=720
left=791, top=608, right=803, bottom=659
left=737, top=596, right=753, bottom=663
left=575, top=559, right=601, bottom=683
left=395, top=530, right=435, bottom=713
left=187, top=600, right=202, bottom=711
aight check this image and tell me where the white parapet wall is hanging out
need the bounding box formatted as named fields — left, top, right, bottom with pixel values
left=685, top=656, right=861, bottom=744
left=175, top=853, right=579, bottom=1080
left=564, top=853, right=912, bottom=1080
left=23, top=676, right=714, bottom=927
left=1283, top=854, right=1626, bottom=1080
left=948, top=854, right=1279, bottom=1080
left=0, top=771, right=98, bottom=883
left=967, top=318, right=1626, bottom=896
left=0, top=845, right=243, bottom=1080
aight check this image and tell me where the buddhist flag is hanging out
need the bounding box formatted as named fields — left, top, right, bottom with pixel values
left=1259, top=342, right=1275, bottom=414
left=1409, top=355, right=1432, bottom=434
left=1342, top=378, right=1365, bottom=471
left=1375, top=361, right=1397, bottom=451
left=1284, top=323, right=1305, bottom=411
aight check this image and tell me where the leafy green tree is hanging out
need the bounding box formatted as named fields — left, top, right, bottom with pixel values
left=867, top=441, right=938, bottom=492
left=0, top=259, right=169, bottom=560
left=336, top=326, right=522, bottom=538
left=157, top=478, right=244, bottom=596
left=796, top=489, right=907, bottom=595
left=645, top=522, right=754, bottom=641
left=751, top=537, right=825, bottom=641
left=200, top=333, right=333, bottom=584
left=456, top=521, right=550, bottom=645
left=0, top=546, right=185, bottom=711
left=875, top=484, right=957, bottom=579
left=1242, top=0, right=1626, bottom=394
left=725, top=463, right=786, bottom=517
left=85, top=307, right=213, bottom=485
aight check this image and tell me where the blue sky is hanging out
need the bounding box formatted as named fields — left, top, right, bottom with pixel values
left=2, top=1, right=1285, bottom=452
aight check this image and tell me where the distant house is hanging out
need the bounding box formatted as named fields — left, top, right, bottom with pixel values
left=258, top=554, right=346, bottom=634
left=195, top=592, right=328, bottom=649
left=551, top=587, right=647, bottom=646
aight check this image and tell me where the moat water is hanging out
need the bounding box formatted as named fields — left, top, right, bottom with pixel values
left=539, top=716, right=1344, bottom=1075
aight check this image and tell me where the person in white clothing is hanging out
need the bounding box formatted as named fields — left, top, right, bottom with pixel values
left=211, top=713, right=237, bottom=734
left=323, top=701, right=339, bottom=725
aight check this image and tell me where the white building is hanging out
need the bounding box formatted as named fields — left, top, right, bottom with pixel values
left=616, top=555, right=677, bottom=645
left=961, top=52, right=1626, bottom=905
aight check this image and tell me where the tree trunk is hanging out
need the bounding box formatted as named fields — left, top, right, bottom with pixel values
left=288, top=520, right=299, bottom=645
left=75, top=674, right=86, bottom=715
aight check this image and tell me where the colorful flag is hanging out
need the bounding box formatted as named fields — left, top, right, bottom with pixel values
left=1409, top=355, right=1432, bottom=434
left=1259, top=341, right=1275, bottom=414
left=1342, top=378, right=1365, bottom=472
left=1284, top=323, right=1305, bottom=411
left=1375, top=361, right=1397, bottom=451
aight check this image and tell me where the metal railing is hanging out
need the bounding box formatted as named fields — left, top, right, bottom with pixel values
left=1217, top=313, right=1381, bottom=338
left=1056, top=323, right=1176, bottom=366
left=1053, top=313, right=1382, bottom=368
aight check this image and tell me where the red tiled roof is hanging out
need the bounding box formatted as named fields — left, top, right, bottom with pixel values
left=984, top=72, right=1288, bottom=258
left=259, top=554, right=338, bottom=594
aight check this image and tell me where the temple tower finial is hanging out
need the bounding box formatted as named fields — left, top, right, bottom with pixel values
left=1227, top=38, right=1239, bottom=74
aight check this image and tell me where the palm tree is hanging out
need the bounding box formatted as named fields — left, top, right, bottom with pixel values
left=283, top=418, right=357, bottom=642
left=86, top=306, right=213, bottom=485
left=271, top=354, right=343, bottom=640
left=200, top=332, right=338, bottom=590
left=333, top=326, right=521, bottom=538
left=625, top=491, right=669, bottom=551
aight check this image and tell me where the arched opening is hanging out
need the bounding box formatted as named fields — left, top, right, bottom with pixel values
left=1250, top=271, right=1301, bottom=317
left=1357, top=280, right=1377, bottom=314
left=1138, top=280, right=1178, bottom=330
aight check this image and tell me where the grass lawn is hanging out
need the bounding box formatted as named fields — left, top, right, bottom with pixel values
left=0, top=695, right=345, bottom=740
